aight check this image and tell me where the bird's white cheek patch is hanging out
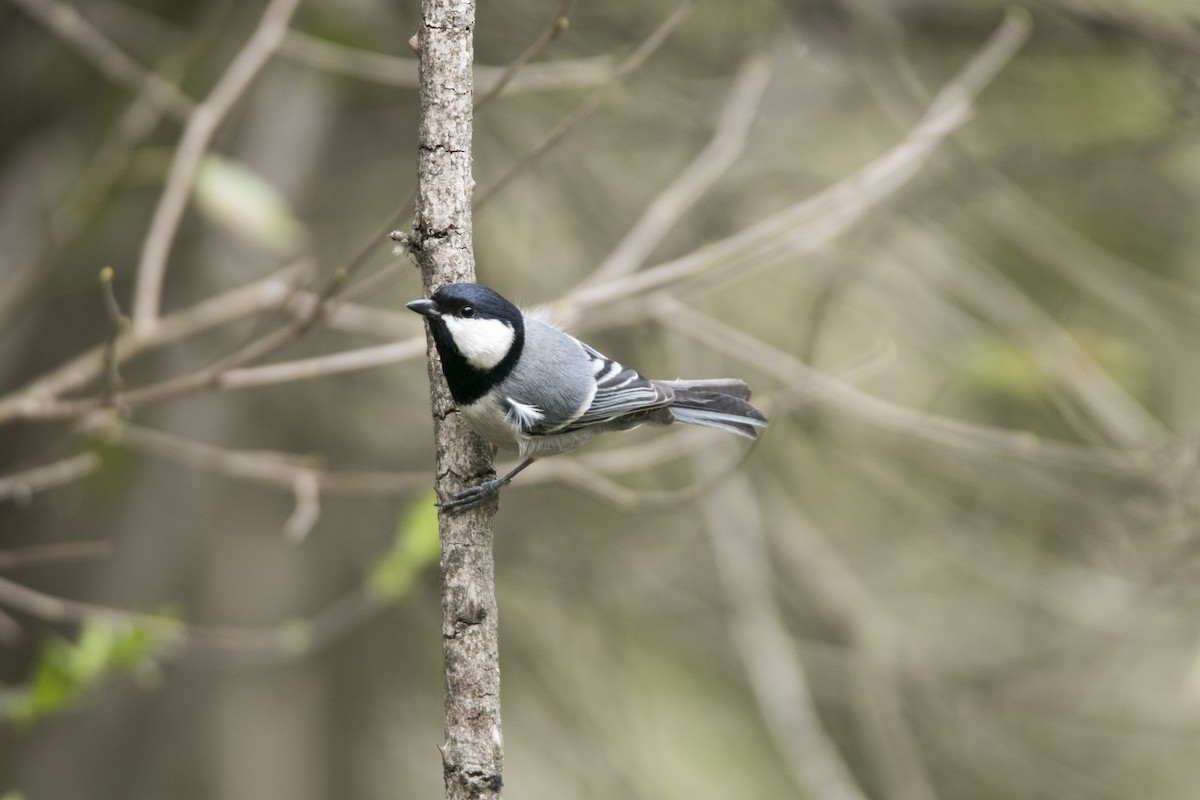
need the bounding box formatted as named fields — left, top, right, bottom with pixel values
left=442, top=316, right=515, bottom=370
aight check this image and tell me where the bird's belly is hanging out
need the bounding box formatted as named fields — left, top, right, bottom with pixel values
left=459, top=396, right=522, bottom=450
left=459, top=395, right=599, bottom=459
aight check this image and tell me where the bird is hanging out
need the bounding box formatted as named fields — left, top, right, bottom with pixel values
left=407, top=283, right=767, bottom=511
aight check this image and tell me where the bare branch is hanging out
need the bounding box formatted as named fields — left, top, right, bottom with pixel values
left=516, top=434, right=756, bottom=510
left=279, top=30, right=419, bottom=84
left=980, top=172, right=1200, bottom=342
left=131, top=0, right=303, bottom=333
left=584, top=52, right=774, bottom=286
left=473, top=0, right=575, bottom=109
left=2, top=68, right=187, bottom=333
left=897, top=225, right=1170, bottom=448
left=8, top=0, right=194, bottom=120
left=0, top=263, right=307, bottom=426
left=0, top=572, right=170, bottom=629
left=474, top=0, right=695, bottom=210
left=700, top=462, right=870, bottom=800
left=219, top=337, right=425, bottom=390
left=760, top=481, right=937, bottom=800
left=97, top=421, right=426, bottom=497
left=281, top=23, right=607, bottom=99
left=0, top=541, right=113, bottom=571
left=657, top=299, right=1154, bottom=476
left=0, top=453, right=101, bottom=504
left=0, top=571, right=390, bottom=666
left=284, top=471, right=321, bottom=542
left=565, top=9, right=1032, bottom=314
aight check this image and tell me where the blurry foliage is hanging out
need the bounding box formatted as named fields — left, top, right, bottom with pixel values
left=193, top=154, right=306, bottom=255
left=368, top=494, right=440, bottom=601
left=2, top=617, right=174, bottom=726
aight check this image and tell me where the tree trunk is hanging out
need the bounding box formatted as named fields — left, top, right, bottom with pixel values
left=413, top=1, right=504, bottom=797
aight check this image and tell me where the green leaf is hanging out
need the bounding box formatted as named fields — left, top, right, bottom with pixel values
left=963, top=338, right=1044, bottom=400
left=368, top=493, right=440, bottom=600
left=193, top=154, right=305, bottom=255
left=6, top=617, right=176, bottom=726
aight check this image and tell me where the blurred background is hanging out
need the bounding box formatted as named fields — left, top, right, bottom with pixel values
left=3, top=0, right=1200, bottom=797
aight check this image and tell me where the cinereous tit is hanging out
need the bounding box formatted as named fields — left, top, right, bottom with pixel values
left=408, top=283, right=766, bottom=510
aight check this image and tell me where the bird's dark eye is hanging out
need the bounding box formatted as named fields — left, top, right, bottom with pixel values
left=461, top=305, right=475, bottom=318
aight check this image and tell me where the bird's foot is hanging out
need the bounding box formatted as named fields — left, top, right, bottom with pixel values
left=435, top=478, right=505, bottom=512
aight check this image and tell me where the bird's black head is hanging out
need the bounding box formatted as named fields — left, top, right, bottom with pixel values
left=407, top=283, right=525, bottom=405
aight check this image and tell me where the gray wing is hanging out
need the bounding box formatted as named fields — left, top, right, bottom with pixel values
left=499, top=319, right=597, bottom=435
left=559, top=342, right=672, bottom=431
left=502, top=320, right=671, bottom=436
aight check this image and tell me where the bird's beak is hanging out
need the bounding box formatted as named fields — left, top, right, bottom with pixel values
left=406, top=298, right=439, bottom=319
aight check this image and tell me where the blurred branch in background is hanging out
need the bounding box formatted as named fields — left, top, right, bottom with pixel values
left=473, top=0, right=576, bottom=108
left=658, top=298, right=1154, bottom=476
left=131, top=0, right=302, bottom=332
left=582, top=51, right=774, bottom=287
left=0, top=9, right=1028, bottom=425
left=280, top=13, right=614, bottom=100
left=0, top=262, right=309, bottom=424
left=701, top=462, right=873, bottom=800
left=0, top=456, right=101, bottom=505
left=895, top=225, right=1169, bottom=448
left=7, top=0, right=195, bottom=120
left=563, top=9, right=1033, bottom=317
left=474, top=0, right=695, bottom=210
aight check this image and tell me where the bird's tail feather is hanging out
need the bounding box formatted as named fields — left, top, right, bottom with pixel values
left=657, top=379, right=767, bottom=439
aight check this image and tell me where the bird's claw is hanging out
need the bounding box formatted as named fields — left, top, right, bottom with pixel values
left=435, top=479, right=503, bottom=512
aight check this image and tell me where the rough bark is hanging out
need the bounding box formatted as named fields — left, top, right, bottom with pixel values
left=413, top=1, right=504, bottom=798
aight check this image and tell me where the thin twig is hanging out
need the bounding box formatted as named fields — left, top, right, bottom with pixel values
left=284, top=471, right=321, bottom=542
left=981, top=172, right=1200, bottom=342
left=219, top=337, right=426, bottom=390
left=96, top=421, right=427, bottom=496
left=131, top=0, right=303, bottom=333
left=297, top=1, right=582, bottom=298
left=0, top=571, right=390, bottom=666
left=97, top=267, right=127, bottom=407
left=564, top=8, right=1032, bottom=314
left=0, top=263, right=307, bottom=426
left=897, top=224, right=1170, bottom=449
left=44, top=279, right=353, bottom=421
left=473, top=0, right=575, bottom=109
left=1, top=56, right=187, bottom=334
left=657, top=299, right=1155, bottom=477
left=759, top=478, right=938, bottom=800
left=516, top=435, right=758, bottom=511
left=0, top=541, right=113, bottom=571
left=0, top=453, right=101, bottom=504
left=280, top=30, right=419, bottom=84
left=283, top=285, right=415, bottom=339
left=584, top=52, right=774, bottom=286
left=473, top=0, right=695, bottom=210
left=8, top=0, right=194, bottom=120
left=1, top=291, right=419, bottom=422
left=700, top=459, right=870, bottom=800
left=281, top=24, right=606, bottom=98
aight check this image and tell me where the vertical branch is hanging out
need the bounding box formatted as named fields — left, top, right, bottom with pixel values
left=130, top=0, right=302, bottom=334
left=413, top=1, right=504, bottom=798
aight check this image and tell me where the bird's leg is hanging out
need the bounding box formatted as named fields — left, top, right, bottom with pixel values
left=437, top=458, right=536, bottom=512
